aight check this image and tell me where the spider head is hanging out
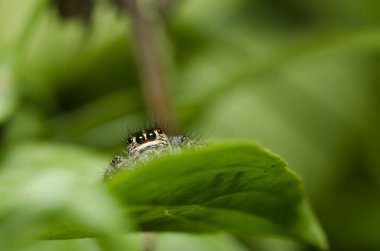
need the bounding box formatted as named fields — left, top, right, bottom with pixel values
left=126, top=128, right=170, bottom=159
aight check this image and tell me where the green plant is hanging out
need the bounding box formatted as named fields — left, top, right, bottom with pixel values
left=0, top=141, right=327, bottom=251
left=2, top=0, right=379, bottom=250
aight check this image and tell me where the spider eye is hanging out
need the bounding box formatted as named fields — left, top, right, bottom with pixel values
left=135, top=134, right=145, bottom=144
left=156, top=128, right=163, bottom=134
left=146, top=130, right=156, bottom=140
left=127, top=137, right=133, bottom=144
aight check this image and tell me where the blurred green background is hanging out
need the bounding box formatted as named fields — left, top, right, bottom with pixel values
left=1, top=0, right=380, bottom=250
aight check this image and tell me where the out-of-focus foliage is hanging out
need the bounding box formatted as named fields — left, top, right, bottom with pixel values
left=0, top=0, right=379, bottom=250
left=0, top=142, right=136, bottom=251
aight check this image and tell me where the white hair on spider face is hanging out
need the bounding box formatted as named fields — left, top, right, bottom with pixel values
left=126, top=128, right=171, bottom=160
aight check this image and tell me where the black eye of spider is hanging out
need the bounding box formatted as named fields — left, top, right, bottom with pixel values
left=127, top=137, right=133, bottom=144
left=135, top=134, right=145, bottom=144
left=146, top=130, right=156, bottom=140
left=156, top=128, right=163, bottom=134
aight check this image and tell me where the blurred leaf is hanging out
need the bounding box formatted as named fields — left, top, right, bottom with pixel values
left=0, top=0, right=48, bottom=55
left=108, top=142, right=327, bottom=250
left=0, top=143, right=131, bottom=250
left=16, top=239, right=101, bottom=251
left=13, top=1, right=132, bottom=109
left=16, top=237, right=143, bottom=251
left=177, top=29, right=380, bottom=126
left=0, top=61, right=17, bottom=124
left=3, top=107, right=47, bottom=144
left=155, top=233, right=249, bottom=251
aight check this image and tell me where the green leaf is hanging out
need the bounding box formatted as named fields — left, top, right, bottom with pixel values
left=0, top=61, right=17, bottom=124
left=0, top=143, right=132, bottom=250
left=108, top=142, right=328, bottom=250
left=154, top=233, right=249, bottom=251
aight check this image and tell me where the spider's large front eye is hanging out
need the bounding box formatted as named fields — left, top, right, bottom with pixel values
left=127, top=137, right=133, bottom=144
left=135, top=134, right=145, bottom=144
left=146, top=130, right=156, bottom=140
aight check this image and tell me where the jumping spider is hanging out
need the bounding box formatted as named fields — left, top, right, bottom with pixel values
left=104, top=127, right=198, bottom=181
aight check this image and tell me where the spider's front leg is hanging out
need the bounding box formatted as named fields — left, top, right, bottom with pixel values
left=104, top=155, right=125, bottom=181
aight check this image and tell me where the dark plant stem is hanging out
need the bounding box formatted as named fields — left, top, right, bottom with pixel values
left=157, top=0, right=177, bottom=21
left=124, top=0, right=176, bottom=132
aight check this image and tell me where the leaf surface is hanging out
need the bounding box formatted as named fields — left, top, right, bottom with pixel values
left=109, top=142, right=328, bottom=250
